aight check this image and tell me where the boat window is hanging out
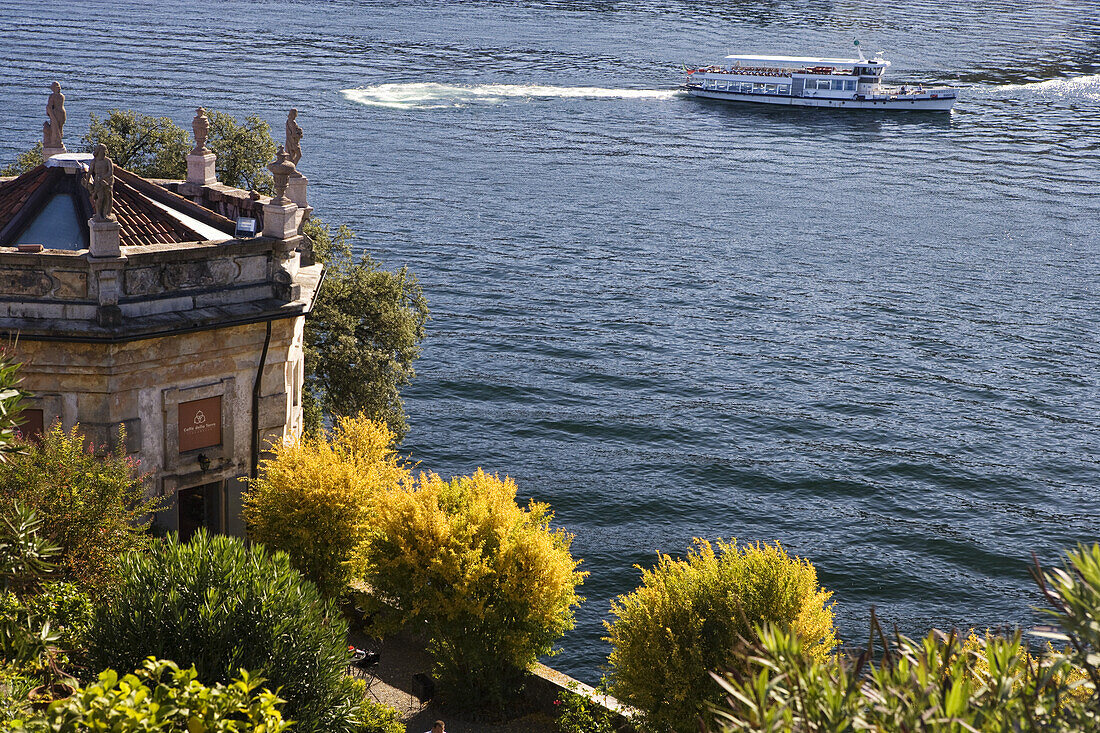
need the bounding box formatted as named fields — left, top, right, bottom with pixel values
left=765, top=84, right=777, bottom=93
left=741, top=82, right=753, bottom=93
left=779, top=84, right=790, bottom=94
left=816, top=80, right=832, bottom=90
left=753, top=83, right=766, bottom=93
left=844, top=80, right=856, bottom=90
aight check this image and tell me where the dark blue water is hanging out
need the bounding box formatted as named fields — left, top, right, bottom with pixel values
left=3, top=0, right=1098, bottom=683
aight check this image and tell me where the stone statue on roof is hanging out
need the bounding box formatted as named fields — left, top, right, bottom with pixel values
left=83, top=144, right=116, bottom=222
left=43, top=81, right=66, bottom=150
left=192, top=107, right=210, bottom=154
left=285, top=109, right=303, bottom=170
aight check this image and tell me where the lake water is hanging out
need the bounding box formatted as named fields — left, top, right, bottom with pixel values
left=3, top=0, right=1098, bottom=683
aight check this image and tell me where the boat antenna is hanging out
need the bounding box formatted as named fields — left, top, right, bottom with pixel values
left=854, top=39, right=867, bottom=62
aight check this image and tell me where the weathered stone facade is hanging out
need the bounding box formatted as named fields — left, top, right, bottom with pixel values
left=0, top=114, right=322, bottom=537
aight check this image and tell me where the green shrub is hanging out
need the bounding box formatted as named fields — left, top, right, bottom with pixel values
left=0, top=666, right=38, bottom=725
left=0, top=424, right=165, bottom=591
left=0, top=503, right=79, bottom=690
left=24, top=582, right=92, bottom=656
left=711, top=544, right=1100, bottom=732
left=83, top=530, right=394, bottom=733
left=243, top=415, right=411, bottom=597
left=348, top=468, right=586, bottom=711
left=604, top=539, right=837, bottom=733
left=555, top=687, right=617, bottom=733
left=0, top=350, right=29, bottom=464
left=6, top=658, right=289, bottom=732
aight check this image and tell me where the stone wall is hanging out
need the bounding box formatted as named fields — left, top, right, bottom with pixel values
left=167, top=181, right=269, bottom=227
left=14, top=317, right=305, bottom=532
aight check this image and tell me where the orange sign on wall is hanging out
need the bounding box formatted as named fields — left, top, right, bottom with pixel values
left=17, top=409, right=44, bottom=441
left=179, top=396, right=222, bottom=453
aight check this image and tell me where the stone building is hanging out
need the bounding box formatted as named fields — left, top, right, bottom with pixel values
left=0, top=92, right=322, bottom=538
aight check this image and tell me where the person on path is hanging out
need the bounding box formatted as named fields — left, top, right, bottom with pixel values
left=422, top=721, right=444, bottom=733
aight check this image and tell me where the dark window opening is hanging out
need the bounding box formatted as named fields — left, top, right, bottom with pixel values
left=16, top=409, right=44, bottom=441
left=177, top=481, right=223, bottom=541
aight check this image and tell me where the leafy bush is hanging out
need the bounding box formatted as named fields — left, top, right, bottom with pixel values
left=555, top=687, right=617, bottom=733
left=348, top=469, right=586, bottom=711
left=0, top=350, right=29, bottom=464
left=604, top=540, right=837, bottom=733
left=0, top=503, right=77, bottom=688
left=0, top=424, right=164, bottom=591
left=84, top=530, right=394, bottom=733
left=244, top=415, right=411, bottom=597
left=0, top=667, right=38, bottom=726
left=7, top=658, right=289, bottom=732
left=24, top=582, right=93, bottom=657
left=711, top=544, right=1100, bottom=732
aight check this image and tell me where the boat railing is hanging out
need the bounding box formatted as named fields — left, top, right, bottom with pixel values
left=692, top=66, right=866, bottom=78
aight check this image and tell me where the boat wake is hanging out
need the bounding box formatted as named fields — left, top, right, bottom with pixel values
left=995, top=73, right=1100, bottom=100
left=341, top=82, right=681, bottom=110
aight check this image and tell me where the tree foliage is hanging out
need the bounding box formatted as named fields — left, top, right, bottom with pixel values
left=0, top=144, right=44, bottom=177
left=204, top=110, right=276, bottom=193
left=81, top=110, right=188, bottom=179
left=243, top=415, right=412, bottom=597
left=0, top=424, right=163, bottom=591
left=7, top=658, right=290, bottom=732
left=83, top=530, right=388, bottom=733
left=604, top=540, right=838, bottom=733
left=348, top=469, right=586, bottom=711
left=303, top=218, right=428, bottom=440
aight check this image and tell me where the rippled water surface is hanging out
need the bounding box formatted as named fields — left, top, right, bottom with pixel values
left=2, top=0, right=1098, bottom=682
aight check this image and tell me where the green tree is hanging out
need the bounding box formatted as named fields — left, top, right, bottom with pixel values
left=205, top=110, right=275, bottom=193
left=0, top=144, right=43, bottom=177
left=303, top=218, right=428, bottom=440
left=81, top=110, right=188, bottom=178
left=0, top=424, right=165, bottom=591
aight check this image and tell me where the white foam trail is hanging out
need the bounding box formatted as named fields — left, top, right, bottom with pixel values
left=998, top=73, right=1100, bottom=100
left=341, top=82, right=681, bottom=109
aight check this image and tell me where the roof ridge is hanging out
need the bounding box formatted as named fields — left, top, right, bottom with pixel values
left=114, top=167, right=236, bottom=234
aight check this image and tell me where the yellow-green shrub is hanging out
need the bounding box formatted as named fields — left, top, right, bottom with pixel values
left=243, top=415, right=410, bottom=597
left=604, top=540, right=837, bottom=733
left=347, top=469, right=586, bottom=710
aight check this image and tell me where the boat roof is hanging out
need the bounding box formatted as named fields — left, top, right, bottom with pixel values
left=724, top=54, right=890, bottom=67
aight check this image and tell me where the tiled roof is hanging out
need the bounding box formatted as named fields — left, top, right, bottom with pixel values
left=0, top=162, right=238, bottom=250
left=0, top=166, right=50, bottom=234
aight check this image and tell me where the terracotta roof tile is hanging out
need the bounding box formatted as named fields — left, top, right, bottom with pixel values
left=0, top=166, right=49, bottom=233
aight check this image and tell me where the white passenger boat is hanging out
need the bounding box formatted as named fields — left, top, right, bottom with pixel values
left=683, top=45, right=957, bottom=111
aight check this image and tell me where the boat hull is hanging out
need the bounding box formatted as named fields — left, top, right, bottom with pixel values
left=685, top=87, right=956, bottom=111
